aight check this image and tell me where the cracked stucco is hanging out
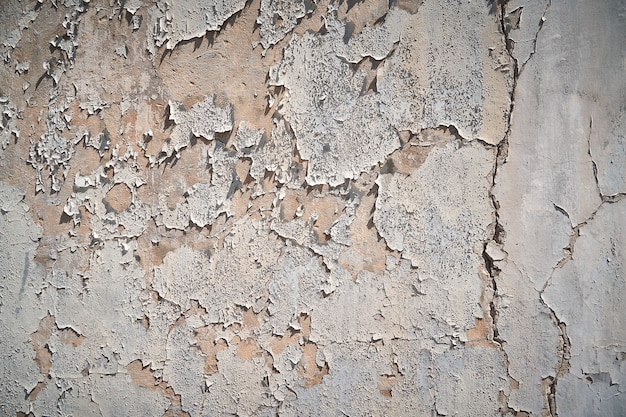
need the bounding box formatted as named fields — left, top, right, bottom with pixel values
left=0, top=0, right=624, bottom=416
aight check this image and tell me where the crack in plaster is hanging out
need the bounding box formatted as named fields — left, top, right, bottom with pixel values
left=515, top=0, right=551, bottom=75
left=486, top=1, right=541, bottom=414
left=1, top=0, right=623, bottom=415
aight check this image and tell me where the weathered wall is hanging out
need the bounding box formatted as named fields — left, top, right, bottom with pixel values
left=0, top=0, right=624, bottom=416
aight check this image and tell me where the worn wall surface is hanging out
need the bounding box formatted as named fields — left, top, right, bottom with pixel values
left=0, top=0, right=624, bottom=416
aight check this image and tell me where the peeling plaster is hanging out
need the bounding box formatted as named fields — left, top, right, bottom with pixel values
left=0, top=0, right=624, bottom=415
left=0, top=95, right=21, bottom=157
left=256, top=0, right=313, bottom=51
left=268, top=15, right=401, bottom=186
left=377, top=0, right=513, bottom=144
left=155, top=95, right=233, bottom=164
left=150, top=0, right=247, bottom=51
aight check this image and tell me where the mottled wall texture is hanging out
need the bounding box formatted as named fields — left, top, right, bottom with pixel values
left=0, top=0, right=624, bottom=416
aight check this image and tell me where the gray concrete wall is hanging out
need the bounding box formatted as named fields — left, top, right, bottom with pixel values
left=0, top=0, right=624, bottom=415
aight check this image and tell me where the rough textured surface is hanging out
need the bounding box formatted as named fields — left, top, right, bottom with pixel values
left=0, top=0, right=624, bottom=416
left=268, top=16, right=401, bottom=186
left=377, top=1, right=512, bottom=144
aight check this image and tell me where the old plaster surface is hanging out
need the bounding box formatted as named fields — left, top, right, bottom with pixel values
left=0, top=0, right=624, bottom=416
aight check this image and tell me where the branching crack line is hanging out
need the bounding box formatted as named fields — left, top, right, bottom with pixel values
left=538, top=292, right=571, bottom=417
left=484, top=1, right=524, bottom=415
left=587, top=115, right=604, bottom=201
left=540, top=189, right=625, bottom=409
left=587, top=116, right=626, bottom=204
left=538, top=205, right=581, bottom=417
left=517, top=0, right=552, bottom=74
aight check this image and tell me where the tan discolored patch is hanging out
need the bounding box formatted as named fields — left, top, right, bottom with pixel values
left=57, top=327, right=86, bottom=347
left=31, top=314, right=55, bottom=375
left=187, top=300, right=209, bottom=317
left=136, top=223, right=218, bottom=280
left=385, top=142, right=432, bottom=175
left=136, top=221, right=175, bottom=272
left=465, top=318, right=498, bottom=348
left=230, top=188, right=254, bottom=219
left=27, top=381, right=47, bottom=402
left=234, top=157, right=251, bottom=183
left=378, top=375, right=400, bottom=398
left=420, top=126, right=459, bottom=146
left=298, top=342, right=329, bottom=387
left=382, top=128, right=456, bottom=177
left=225, top=321, right=243, bottom=334
left=278, top=190, right=301, bottom=221
left=247, top=192, right=277, bottom=221
left=163, top=402, right=191, bottom=417
left=308, top=195, right=345, bottom=242
left=126, top=360, right=159, bottom=389
left=339, top=178, right=389, bottom=277
left=299, top=313, right=311, bottom=340
left=194, top=326, right=227, bottom=375
left=378, top=362, right=404, bottom=398
left=394, top=0, right=422, bottom=14
left=126, top=360, right=190, bottom=417
left=35, top=210, right=93, bottom=269
left=104, top=183, right=133, bottom=213
left=268, top=331, right=300, bottom=357
left=156, top=0, right=276, bottom=135
left=278, top=188, right=346, bottom=242
left=242, top=307, right=261, bottom=329
left=236, top=338, right=263, bottom=361
left=468, top=254, right=498, bottom=348
left=261, top=172, right=278, bottom=193
left=541, top=377, right=555, bottom=417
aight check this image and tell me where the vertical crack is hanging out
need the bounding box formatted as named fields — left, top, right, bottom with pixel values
left=537, top=205, right=578, bottom=417
left=482, top=1, right=519, bottom=413
left=585, top=117, right=626, bottom=204
left=517, top=0, right=552, bottom=74
left=538, top=297, right=571, bottom=417
left=485, top=0, right=518, bottom=345
left=587, top=116, right=604, bottom=201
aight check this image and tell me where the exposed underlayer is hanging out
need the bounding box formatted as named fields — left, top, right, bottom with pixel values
left=0, top=0, right=624, bottom=416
